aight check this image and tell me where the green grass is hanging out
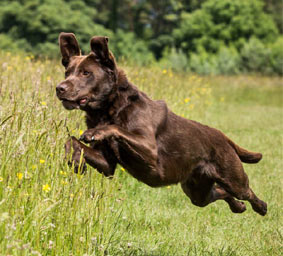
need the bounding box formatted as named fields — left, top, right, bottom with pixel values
left=0, top=52, right=282, bottom=255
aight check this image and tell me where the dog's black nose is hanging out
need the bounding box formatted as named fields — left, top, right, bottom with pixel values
left=56, top=83, right=68, bottom=94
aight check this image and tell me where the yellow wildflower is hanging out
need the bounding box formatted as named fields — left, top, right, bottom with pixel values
left=220, top=97, right=225, bottom=102
left=32, top=165, right=37, bottom=170
left=0, top=177, right=3, bottom=182
left=167, top=186, right=171, bottom=189
left=61, top=180, right=68, bottom=185
left=60, top=171, right=67, bottom=176
left=17, top=172, right=23, bottom=180
left=79, top=130, right=84, bottom=136
left=25, top=56, right=30, bottom=61
left=39, top=159, right=45, bottom=164
left=7, top=66, right=12, bottom=71
left=46, top=76, right=51, bottom=81
left=41, top=101, right=47, bottom=106
left=162, top=69, right=167, bottom=74
left=121, top=167, right=126, bottom=172
left=70, top=193, right=74, bottom=198
left=42, top=184, right=51, bottom=192
left=184, top=98, right=190, bottom=103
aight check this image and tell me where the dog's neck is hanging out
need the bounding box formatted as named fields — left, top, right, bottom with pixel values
left=85, top=68, right=140, bottom=128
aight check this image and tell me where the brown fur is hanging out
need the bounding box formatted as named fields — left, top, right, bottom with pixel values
left=56, top=32, right=267, bottom=216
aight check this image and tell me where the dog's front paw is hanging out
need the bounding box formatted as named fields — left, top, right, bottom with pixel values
left=79, top=127, right=113, bottom=144
left=79, top=128, right=102, bottom=143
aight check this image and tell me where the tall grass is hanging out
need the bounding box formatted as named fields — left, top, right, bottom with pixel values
left=0, top=52, right=282, bottom=255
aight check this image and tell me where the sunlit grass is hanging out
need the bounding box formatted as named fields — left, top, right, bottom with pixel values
left=0, top=52, right=282, bottom=255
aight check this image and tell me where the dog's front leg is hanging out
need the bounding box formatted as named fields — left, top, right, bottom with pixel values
left=80, top=125, right=158, bottom=168
left=65, top=136, right=117, bottom=176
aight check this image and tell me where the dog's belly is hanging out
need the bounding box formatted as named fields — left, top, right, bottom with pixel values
left=126, top=166, right=179, bottom=187
left=117, top=147, right=191, bottom=187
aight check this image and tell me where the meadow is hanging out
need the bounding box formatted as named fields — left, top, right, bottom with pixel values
left=0, top=52, right=282, bottom=255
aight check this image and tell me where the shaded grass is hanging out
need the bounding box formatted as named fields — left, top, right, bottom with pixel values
left=0, top=52, right=282, bottom=255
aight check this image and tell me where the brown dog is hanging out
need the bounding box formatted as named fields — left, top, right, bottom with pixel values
left=56, top=32, right=267, bottom=216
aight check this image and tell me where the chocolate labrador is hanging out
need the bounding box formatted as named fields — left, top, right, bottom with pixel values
left=56, top=32, right=267, bottom=216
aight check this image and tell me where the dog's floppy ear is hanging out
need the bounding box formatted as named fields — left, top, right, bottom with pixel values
left=59, top=32, right=80, bottom=68
left=90, top=36, right=116, bottom=70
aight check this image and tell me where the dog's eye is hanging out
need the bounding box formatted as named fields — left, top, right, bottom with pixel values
left=65, top=71, right=70, bottom=78
left=83, top=70, right=90, bottom=76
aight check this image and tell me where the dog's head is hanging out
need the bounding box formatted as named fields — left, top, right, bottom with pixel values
left=56, top=33, right=117, bottom=110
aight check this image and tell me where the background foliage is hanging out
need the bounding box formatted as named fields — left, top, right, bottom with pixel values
left=0, top=0, right=282, bottom=74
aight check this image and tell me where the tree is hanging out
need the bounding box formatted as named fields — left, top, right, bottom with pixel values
left=173, top=0, right=279, bottom=54
left=0, top=0, right=112, bottom=56
left=263, top=0, right=283, bottom=33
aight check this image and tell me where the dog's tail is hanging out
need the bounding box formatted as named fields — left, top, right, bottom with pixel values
left=227, top=138, right=262, bottom=164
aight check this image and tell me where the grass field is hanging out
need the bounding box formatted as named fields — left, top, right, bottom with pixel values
left=0, top=52, right=282, bottom=256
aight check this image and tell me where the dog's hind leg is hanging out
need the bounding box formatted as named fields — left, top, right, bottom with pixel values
left=211, top=185, right=246, bottom=213
left=214, top=158, right=267, bottom=216
left=181, top=164, right=246, bottom=213
left=221, top=181, right=267, bottom=216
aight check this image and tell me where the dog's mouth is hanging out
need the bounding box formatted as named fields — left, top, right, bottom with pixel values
left=60, top=97, right=89, bottom=110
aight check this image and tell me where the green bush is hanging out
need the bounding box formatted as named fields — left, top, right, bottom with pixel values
left=159, top=47, right=188, bottom=72
left=269, top=37, right=283, bottom=75
left=112, top=29, right=154, bottom=65
left=188, top=48, right=218, bottom=75
left=173, top=0, right=279, bottom=54
left=172, top=0, right=281, bottom=75
left=216, top=46, right=241, bottom=75
left=0, top=34, right=22, bottom=52
left=240, top=37, right=271, bottom=74
left=186, top=46, right=241, bottom=75
left=239, top=37, right=283, bottom=75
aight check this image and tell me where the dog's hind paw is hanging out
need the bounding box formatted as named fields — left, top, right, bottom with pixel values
left=252, top=200, right=267, bottom=216
left=229, top=201, right=246, bottom=213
